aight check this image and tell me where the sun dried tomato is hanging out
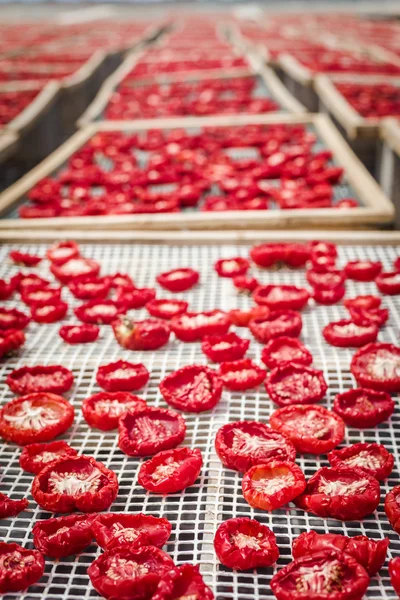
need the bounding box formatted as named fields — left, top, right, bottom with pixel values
left=118, top=406, right=186, bottom=457
left=270, top=550, right=369, bottom=600
left=270, top=404, right=345, bottom=454
left=323, top=319, right=378, bottom=347
left=157, top=268, right=199, bottom=292
left=68, top=276, right=111, bottom=300
left=0, top=278, right=15, bottom=300
left=171, top=310, right=230, bottom=342
left=217, top=359, right=266, bottom=391
left=0, top=307, right=30, bottom=330
left=344, top=295, right=381, bottom=311
left=310, top=253, right=337, bottom=271
left=21, top=286, right=62, bottom=306
left=0, top=542, right=44, bottom=594
left=344, top=260, right=382, bottom=281
left=96, top=360, right=149, bottom=392
left=32, top=454, right=118, bottom=513
left=250, top=243, right=309, bottom=269
left=108, top=272, right=135, bottom=289
left=114, top=286, right=156, bottom=310
left=308, top=240, right=338, bottom=258
left=333, top=387, right=394, bottom=428
left=7, top=364, right=74, bottom=395
left=46, top=241, right=80, bottom=264
left=0, top=329, right=25, bottom=358
left=59, top=323, right=100, bottom=344
left=31, top=300, right=68, bottom=324
left=12, top=273, right=49, bottom=292
left=242, top=460, right=306, bottom=511
left=215, top=420, right=296, bottom=472
left=50, top=256, right=100, bottom=283
left=253, top=284, right=310, bottom=311
left=82, top=391, right=146, bottom=430
left=214, top=257, right=249, bottom=278
left=389, top=557, right=400, bottom=596
left=307, top=267, right=345, bottom=288
left=88, top=545, right=174, bottom=600
left=261, top=337, right=313, bottom=369
left=92, top=512, right=172, bottom=551
left=266, top=364, right=327, bottom=406
left=385, top=486, right=400, bottom=534
left=232, top=275, right=259, bottom=294
left=112, top=316, right=170, bottom=350
left=336, top=198, right=359, bottom=208
left=351, top=343, right=400, bottom=392
left=201, top=333, right=249, bottom=363
left=228, top=306, right=270, bottom=327
left=376, top=271, right=400, bottom=295
left=0, top=492, right=28, bottom=519
left=328, top=442, right=394, bottom=481
left=214, top=517, right=279, bottom=570
left=313, top=284, right=346, bottom=305
left=249, top=310, right=302, bottom=343
left=146, top=299, right=188, bottom=320
left=32, top=513, right=96, bottom=558
left=347, top=306, right=389, bottom=329
left=160, top=365, right=222, bottom=412
left=138, top=447, right=202, bottom=494
left=151, top=564, right=214, bottom=600
left=19, top=440, right=77, bottom=474
left=9, top=251, right=42, bottom=267
left=75, top=299, right=124, bottom=325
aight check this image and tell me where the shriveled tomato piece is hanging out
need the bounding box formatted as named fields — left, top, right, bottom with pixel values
left=323, top=319, right=378, bottom=347
left=152, top=564, right=214, bottom=600
left=292, top=531, right=389, bottom=576
left=333, top=387, right=394, bottom=428
left=253, top=284, right=310, bottom=311
left=59, top=323, right=100, bottom=344
left=307, top=267, right=345, bottom=288
left=0, top=278, right=15, bottom=300
left=138, top=447, right=202, bottom=494
left=0, top=329, right=25, bottom=358
left=376, top=271, right=400, bottom=295
left=157, top=268, right=199, bottom=292
left=385, top=485, right=400, bottom=534
left=344, top=295, right=381, bottom=310
left=19, top=440, right=77, bottom=474
left=112, top=316, right=170, bottom=350
left=249, top=310, right=302, bottom=343
left=146, top=299, right=188, bottom=320
left=12, top=273, right=49, bottom=292
left=344, top=260, right=382, bottom=281
left=108, top=272, right=135, bottom=289
left=351, top=343, right=400, bottom=392
left=214, top=517, right=279, bottom=570
left=270, top=405, right=345, bottom=454
left=201, top=332, right=249, bottom=363
left=9, top=251, right=42, bottom=267
left=218, top=359, right=266, bottom=391
left=92, top=512, right=172, bottom=552
left=32, top=454, right=118, bottom=513
left=31, top=300, right=68, bottom=323
left=21, top=286, right=62, bottom=306
left=242, top=460, right=306, bottom=511
left=46, top=241, right=80, bottom=264
left=114, top=286, right=156, bottom=310
left=295, top=466, right=380, bottom=520
left=389, top=557, right=400, bottom=596
left=266, top=364, right=327, bottom=406
left=271, top=550, right=369, bottom=600
left=50, top=256, right=100, bottom=283
left=33, top=513, right=96, bottom=558
left=75, top=299, right=123, bottom=324
left=82, top=391, right=146, bottom=431
left=261, top=337, right=312, bottom=369
left=215, top=421, right=296, bottom=472
left=308, top=240, right=338, bottom=258
left=0, top=492, right=28, bottom=519
left=313, top=284, right=346, bottom=305
left=233, top=275, right=259, bottom=293
left=68, top=276, right=110, bottom=300
left=0, top=542, right=45, bottom=594
left=0, top=307, right=30, bottom=330
left=7, top=365, right=74, bottom=395
left=118, top=406, right=186, bottom=457
left=347, top=306, right=389, bottom=328
left=160, top=365, right=222, bottom=412
left=336, top=198, right=358, bottom=208
left=214, top=257, right=249, bottom=278
left=171, top=310, right=230, bottom=342
left=250, top=243, right=287, bottom=267
left=228, top=306, right=269, bottom=327
left=96, top=360, right=149, bottom=392
left=328, top=442, right=394, bottom=481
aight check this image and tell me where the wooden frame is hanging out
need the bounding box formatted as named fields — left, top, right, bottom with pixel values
left=0, top=112, right=393, bottom=230
left=379, top=117, right=400, bottom=228
left=0, top=131, right=18, bottom=163
left=2, top=81, right=60, bottom=137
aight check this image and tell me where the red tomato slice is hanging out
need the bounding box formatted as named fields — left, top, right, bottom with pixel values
left=31, top=301, right=68, bottom=323
left=12, top=273, right=49, bottom=292
left=138, top=447, right=202, bottom=494
left=59, top=323, right=100, bottom=344
left=113, top=286, right=156, bottom=310
left=266, top=364, right=327, bottom=406
left=385, top=485, right=400, bottom=534
left=249, top=310, right=302, bottom=343
left=351, top=342, right=400, bottom=393
left=307, top=268, right=345, bottom=288
left=75, top=299, right=124, bottom=324
left=344, top=295, right=381, bottom=310
left=112, top=317, right=170, bottom=350
left=118, top=407, right=186, bottom=457
left=233, top=275, right=259, bottom=293
left=271, top=550, right=369, bottom=600
left=214, top=257, right=249, bottom=278
left=313, top=284, right=345, bottom=305
left=160, top=365, right=222, bottom=412
left=92, top=513, right=172, bottom=551
left=250, top=243, right=288, bottom=267
left=347, top=306, right=389, bottom=328
left=32, top=513, right=96, bottom=558
left=253, top=284, right=310, bottom=311
left=46, top=241, right=80, bottom=264
left=50, top=257, right=100, bottom=284
left=218, top=359, right=266, bottom=391
left=146, top=299, right=188, bottom=320
left=0, top=542, right=45, bottom=594
left=68, top=276, right=110, bottom=300
left=215, top=420, right=296, bottom=472
left=295, top=466, right=380, bottom=520
left=228, top=306, right=270, bottom=327
left=242, top=460, right=306, bottom=511
left=308, top=240, right=338, bottom=258
left=0, top=329, right=25, bottom=358
left=152, top=564, right=214, bottom=600
left=32, top=454, right=118, bottom=513
left=0, top=492, right=28, bottom=519
left=0, top=307, right=30, bottom=330
left=82, top=391, right=146, bottom=430
left=96, top=360, right=149, bottom=392
left=389, top=557, right=400, bottom=596
left=9, top=250, right=42, bottom=267
left=376, top=271, right=400, bottom=295
left=19, top=440, right=77, bottom=474
left=292, top=530, right=389, bottom=576
left=214, top=517, right=279, bottom=570
left=344, top=260, right=382, bottom=281
left=201, top=332, right=249, bottom=363
left=108, top=272, right=135, bottom=289
left=270, top=404, right=345, bottom=454
left=323, top=319, right=378, bottom=347
left=328, top=442, right=394, bottom=481
left=261, top=337, right=313, bottom=369
left=157, top=268, right=199, bottom=292
left=336, top=198, right=358, bottom=208
left=6, top=365, right=74, bottom=395
left=171, top=310, right=230, bottom=342
left=21, top=287, right=62, bottom=306
left=333, top=387, right=394, bottom=428
left=0, top=279, right=15, bottom=300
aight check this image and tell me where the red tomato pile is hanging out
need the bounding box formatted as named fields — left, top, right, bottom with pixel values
left=288, top=48, right=400, bottom=75
left=125, top=56, right=248, bottom=78
left=336, top=82, right=400, bottom=119
left=0, top=89, right=40, bottom=126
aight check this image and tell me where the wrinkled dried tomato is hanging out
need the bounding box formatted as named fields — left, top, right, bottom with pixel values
left=261, top=337, right=313, bottom=369
left=152, top=564, right=214, bottom=600
left=171, top=310, right=230, bottom=342
left=31, top=301, right=68, bottom=324
left=228, top=305, right=270, bottom=327
left=19, top=440, right=78, bottom=474
left=265, top=364, right=327, bottom=406
left=46, top=241, right=80, bottom=264
left=333, top=387, right=394, bottom=428
left=138, top=447, right=203, bottom=494
left=344, top=260, right=382, bottom=281
left=32, top=513, right=96, bottom=558
left=218, top=359, right=266, bottom=391
left=59, top=323, right=100, bottom=344
left=201, top=332, right=249, bottom=363
left=253, top=284, right=310, bottom=311
left=214, top=257, right=249, bottom=278
left=50, top=256, right=100, bottom=283
left=249, top=310, right=302, bottom=343
left=0, top=307, right=30, bottom=330
left=323, top=319, right=378, bottom=347
left=328, top=442, right=394, bottom=481
left=112, top=316, right=170, bottom=350
left=82, top=391, right=146, bottom=430
left=157, top=268, right=199, bottom=292
left=389, top=557, right=400, bottom=596
left=242, top=460, right=306, bottom=511
left=160, top=365, right=222, bottom=412
left=0, top=542, right=45, bottom=594
left=376, top=271, right=400, bottom=295
left=0, top=329, right=25, bottom=358
left=146, top=299, right=188, bottom=320
left=350, top=342, right=400, bottom=392
left=68, top=276, right=110, bottom=300
left=92, top=512, right=172, bottom=551
left=75, top=299, right=124, bottom=325
left=0, top=493, right=28, bottom=519
left=9, top=251, right=42, bottom=267
left=114, top=286, right=156, bottom=310
left=385, top=486, right=400, bottom=534
left=7, top=364, right=74, bottom=395
left=96, top=360, right=149, bottom=392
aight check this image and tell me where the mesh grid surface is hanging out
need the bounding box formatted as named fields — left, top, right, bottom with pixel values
left=0, top=240, right=399, bottom=600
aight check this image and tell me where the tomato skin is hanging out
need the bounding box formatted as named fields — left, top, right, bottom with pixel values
left=233, top=275, right=259, bottom=293
left=6, top=365, right=74, bottom=395
left=376, top=271, right=400, bottom=295
left=0, top=492, right=28, bottom=519
left=266, top=364, right=327, bottom=406
left=32, top=454, right=119, bottom=513
left=114, top=286, right=156, bottom=310
left=250, top=242, right=309, bottom=269
left=350, top=343, right=400, bottom=392
left=19, top=440, right=78, bottom=474
left=0, top=542, right=45, bottom=594
left=214, top=257, right=249, bottom=278
left=82, top=391, right=146, bottom=430
left=50, top=257, right=100, bottom=284
left=295, top=466, right=380, bottom=520
left=292, top=531, right=389, bottom=576
left=9, top=250, right=42, bottom=266
left=215, top=420, right=296, bottom=472
left=389, top=557, right=400, bottom=596
left=242, top=460, right=306, bottom=511
left=228, top=306, right=270, bottom=327
left=328, top=442, right=394, bottom=481
left=0, top=307, right=30, bottom=330
left=21, top=286, right=62, bottom=306
left=138, top=447, right=203, bottom=494
left=171, top=310, right=230, bottom=342
left=333, top=387, right=394, bottom=428
left=344, top=295, right=381, bottom=310
left=146, top=299, right=188, bottom=320
left=218, top=359, right=266, bottom=391
left=214, top=517, right=279, bottom=570
left=157, top=268, right=199, bottom=292
left=253, top=284, right=310, bottom=311
left=201, top=332, right=249, bottom=362
left=344, top=260, right=382, bottom=281
left=307, top=267, right=345, bottom=289
left=261, top=337, right=313, bottom=369
left=31, top=300, right=69, bottom=323
left=118, top=407, right=186, bottom=457
left=32, top=513, right=96, bottom=558
left=112, top=317, right=170, bottom=350
left=270, top=550, right=369, bottom=600
left=68, top=276, right=111, bottom=300
left=347, top=306, right=389, bottom=328
left=96, top=360, right=149, bottom=392
left=323, top=319, right=378, bottom=347
left=249, top=310, right=302, bottom=343
left=0, top=278, right=15, bottom=300
left=151, top=564, right=214, bottom=600
left=313, top=284, right=346, bottom=305
left=12, top=273, right=49, bottom=293
left=0, top=328, right=25, bottom=358
left=92, top=513, right=172, bottom=551
left=308, top=240, right=338, bottom=258
left=46, top=241, right=80, bottom=264
left=270, top=404, right=345, bottom=454
left=160, top=365, right=222, bottom=412
left=75, top=299, right=124, bottom=325
left=385, top=485, right=400, bottom=534
left=59, top=323, right=100, bottom=344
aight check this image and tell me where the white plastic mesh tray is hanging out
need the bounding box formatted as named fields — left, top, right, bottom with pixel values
left=0, top=241, right=400, bottom=600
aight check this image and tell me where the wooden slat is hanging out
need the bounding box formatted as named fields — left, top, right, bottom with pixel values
left=381, top=117, right=400, bottom=157
left=0, top=131, right=18, bottom=162
left=5, top=81, right=60, bottom=136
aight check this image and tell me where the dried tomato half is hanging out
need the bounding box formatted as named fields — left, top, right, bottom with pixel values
left=385, top=485, right=400, bottom=534
left=307, top=268, right=345, bottom=289
left=31, top=301, right=68, bottom=324
left=344, top=295, right=381, bottom=311
left=295, top=466, right=380, bottom=520
left=152, top=564, right=214, bottom=600
left=218, top=359, right=266, bottom=391
left=19, top=440, right=77, bottom=474
left=171, top=310, right=230, bottom=342
left=50, top=257, right=100, bottom=284
left=253, top=285, right=310, bottom=311
left=376, top=271, right=400, bottom=295
left=313, top=284, right=345, bottom=305
left=261, top=337, right=313, bottom=369
left=323, top=319, right=378, bottom=347
left=389, top=557, right=400, bottom=596
left=9, top=250, right=42, bottom=267
left=214, top=257, right=249, bottom=278
left=46, top=241, right=80, bottom=264
left=114, top=287, right=156, bottom=310
left=270, top=550, right=369, bottom=600
left=214, top=517, right=279, bottom=570
left=215, top=420, right=296, bottom=472
left=292, top=530, right=389, bottom=576
left=75, top=299, right=123, bottom=325
left=82, top=391, right=146, bottom=430
left=344, top=260, right=382, bottom=281
left=32, top=454, right=118, bottom=513
left=112, top=316, right=170, bottom=350
left=201, top=333, right=249, bottom=363
left=7, top=365, right=74, bottom=395
left=348, top=306, right=389, bottom=328
left=228, top=306, right=270, bottom=328
left=350, top=343, right=400, bottom=392
left=96, top=360, right=149, bottom=392
left=0, top=492, right=28, bottom=519
left=59, top=323, right=100, bottom=344
left=0, top=392, right=74, bottom=445
left=157, top=268, right=199, bottom=292
left=328, top=442, right=394, bottom=481
left=138, top=447, right=203, bottom=494
left=265, top=364, right=327, bottom=406
left=68, top=276, right=110, bottom=300
left=146, top=299, right=188, bottom=320
left=88, top=545, right=174, bottom=600
left=0, top=329, right=25, bottom=358
left=0, top=542, right=44, bottom=594
left=0, top=307, right=30, bottom=330
left=32, top=513, right=96, bottom=558
left=21, top=286, right=62, bottom=306
left=0, top=278, right=15, bottom=300
left=270, top=405, right=345, bottom=454
left=12, top=273, right=49, bottom=292
left=333, top=388, right=394, bottom=428
left=242, top=460, right=306, bottom=511
left=118, top=407, right=186, bottom=457
left=249, top=310, right=302, bottom=343
left=233, top=275, right=259, bottom=294
left=92, top=513, right=172, bottom=551
left=160, top=365, right=222, bottom=412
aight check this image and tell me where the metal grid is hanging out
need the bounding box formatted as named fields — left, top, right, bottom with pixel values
left=0, top=241, right=400, bottom=600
